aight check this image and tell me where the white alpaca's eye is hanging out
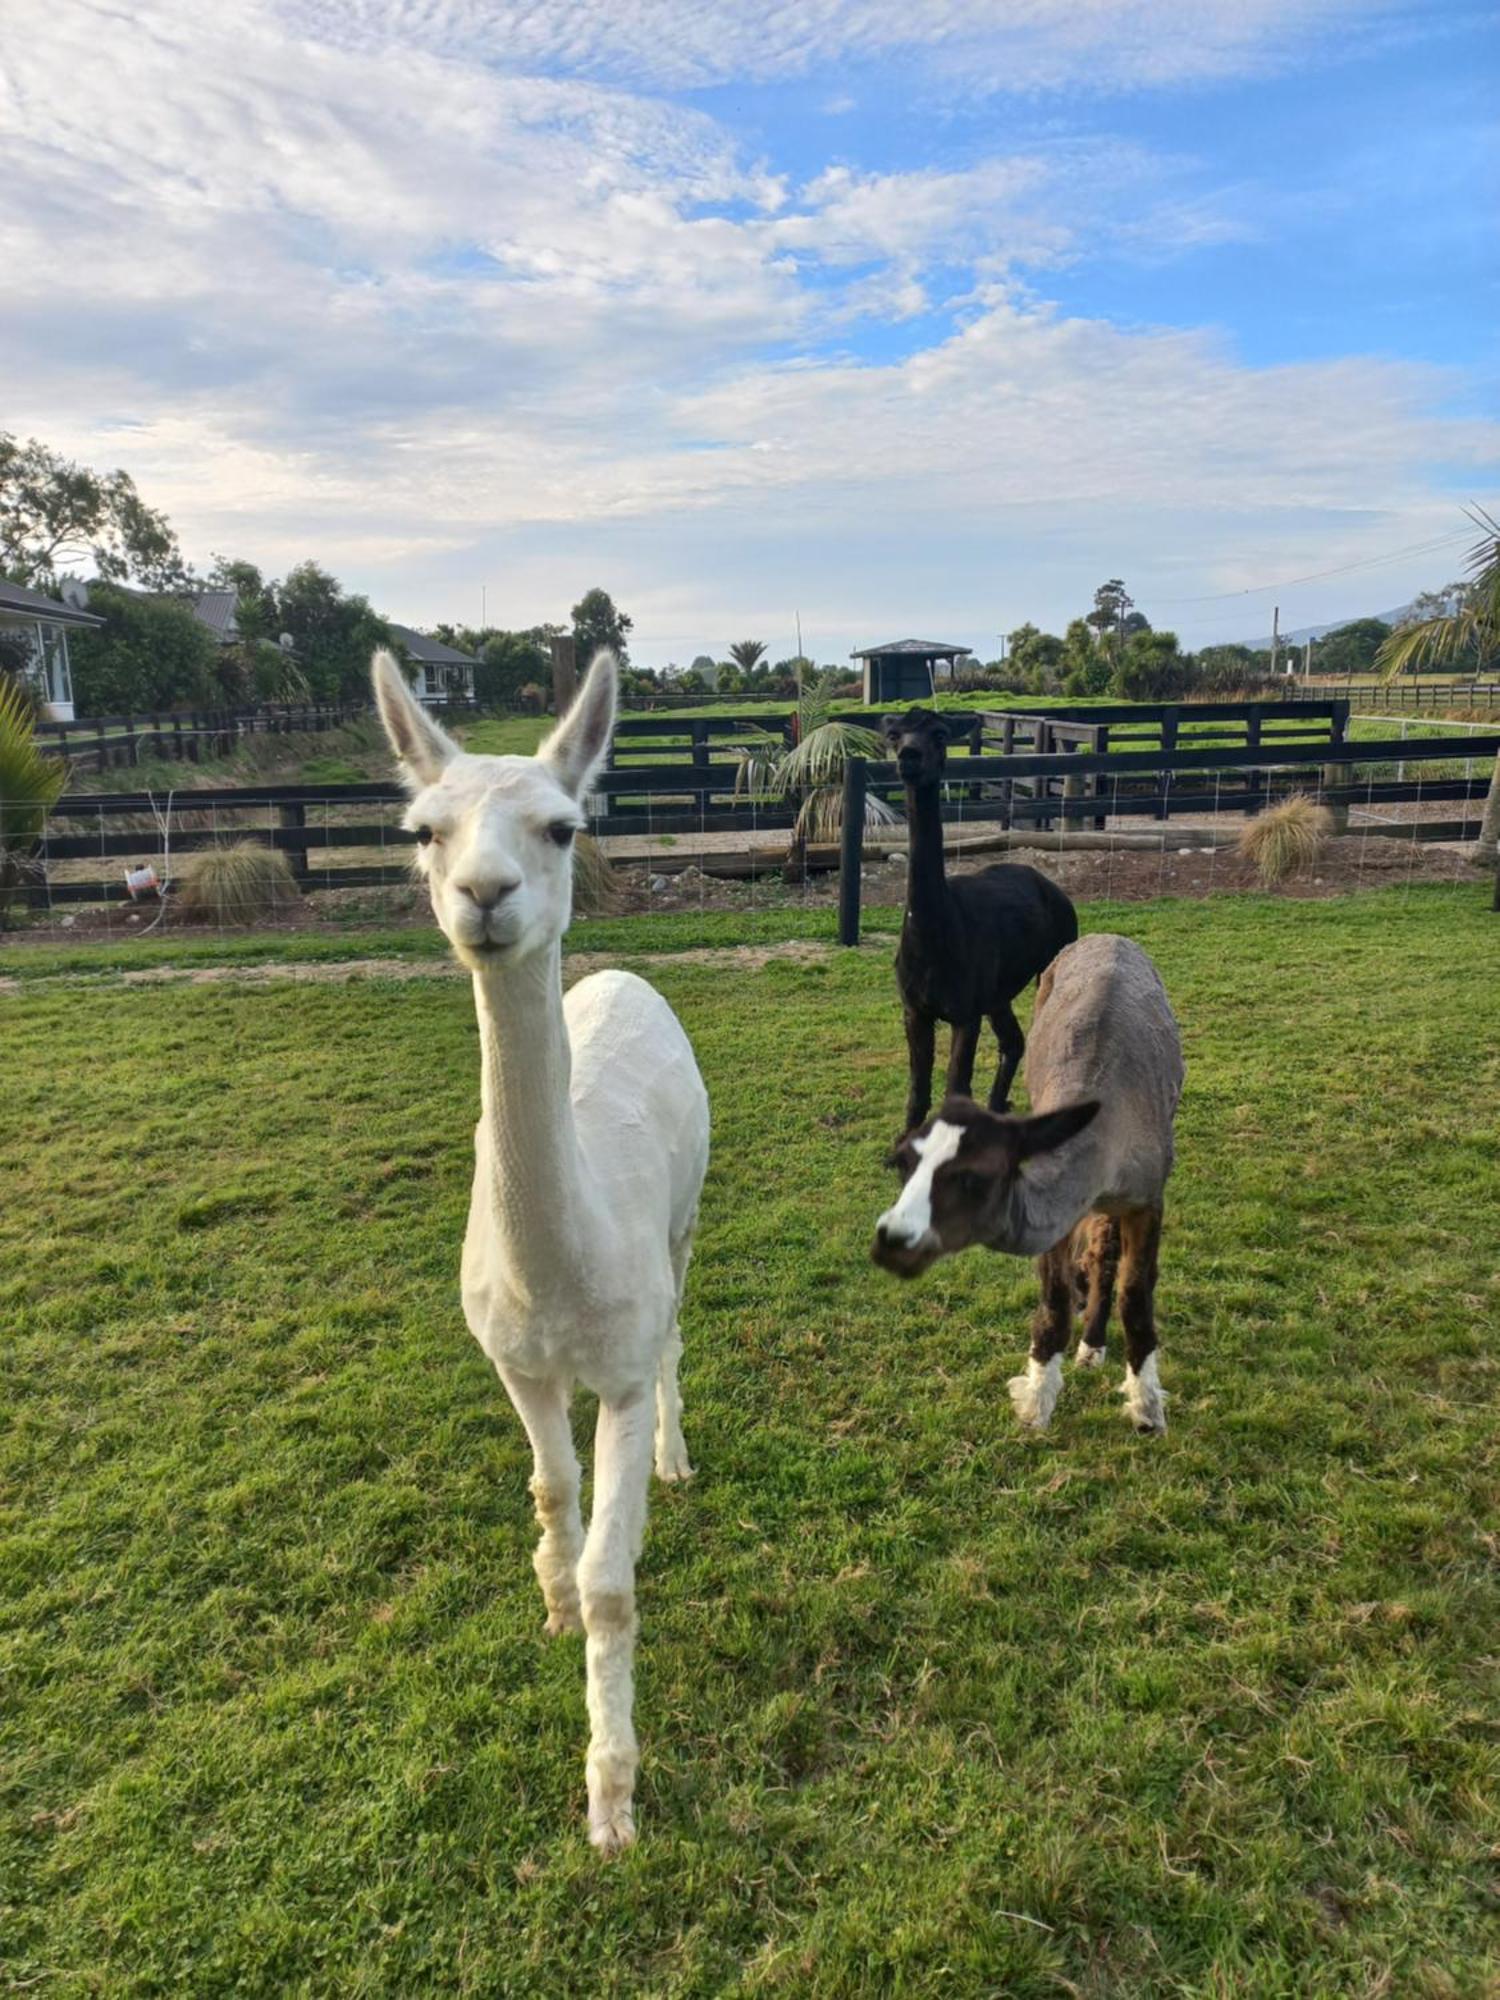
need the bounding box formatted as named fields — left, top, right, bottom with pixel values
left=547, top=821, right=577, bottom=848
left=416, top=825, right=435, bottom=845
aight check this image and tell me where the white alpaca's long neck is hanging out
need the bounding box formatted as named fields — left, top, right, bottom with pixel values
left=471, top=944, right=600, bottom=1299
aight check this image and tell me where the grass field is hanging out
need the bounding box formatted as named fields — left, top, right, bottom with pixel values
left=3, top=886, right=1497, bottom=1996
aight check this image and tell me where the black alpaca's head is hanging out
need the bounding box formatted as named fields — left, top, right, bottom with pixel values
left=882, top=707, right=964, bottom=787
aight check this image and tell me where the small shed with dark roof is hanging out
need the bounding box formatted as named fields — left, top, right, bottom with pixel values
left=851, top=638, right=973, bottom=705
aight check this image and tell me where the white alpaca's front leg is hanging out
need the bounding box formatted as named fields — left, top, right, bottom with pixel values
left=1120, top=1352, right=1168, bottom=1434
left=654, top=1325, right=693, bottom=1483
left=499, top=1367, right=584, bottom=1635
left=578, top=1393, right=656, bottom=1854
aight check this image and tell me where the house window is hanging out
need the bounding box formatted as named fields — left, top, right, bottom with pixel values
left=40, top=624, right=73, bottom=709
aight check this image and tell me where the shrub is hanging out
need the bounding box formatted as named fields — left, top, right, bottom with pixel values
left=1236, top=794, right=1332, bottom=885
left=0, top=675, right=65, bottom=923
left=177, top=841, right=298, bottom=924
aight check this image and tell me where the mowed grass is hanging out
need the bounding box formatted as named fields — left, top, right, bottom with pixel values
left=2, top=886, right=1497, bottom=1997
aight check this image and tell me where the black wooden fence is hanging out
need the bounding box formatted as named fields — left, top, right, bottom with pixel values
left=35, top=703, right=368, bottom=772
left=14, top=705, right=1497, bottom=909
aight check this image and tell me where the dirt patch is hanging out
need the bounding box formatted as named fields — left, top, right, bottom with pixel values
left=0, top=937, right=855, bottom=996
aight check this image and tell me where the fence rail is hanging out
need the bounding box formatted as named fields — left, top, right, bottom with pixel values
left=1283, top=680, right=1500, bottom=713
left=12, top=708, right=1496, bottom=910
left=35, top=702, right=369, bottom=771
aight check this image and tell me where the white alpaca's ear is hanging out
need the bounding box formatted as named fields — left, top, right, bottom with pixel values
left=539, top=649, right=617, bottom=799
left=372, top=648, right=458, bottom=788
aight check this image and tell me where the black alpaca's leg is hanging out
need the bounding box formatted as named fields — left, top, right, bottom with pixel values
left=1117, top=1208, right=1166, bottom=1433
left=987, top=1003, right=1025, bottom=1113
left=1008, top=1236, right=1072, bottom=1430
left=1074, top=1215, right=1120, bottom=1368
left=902, top=1006, right=936, bottom=1134
left=945, top=1017, right=982, bottom=1102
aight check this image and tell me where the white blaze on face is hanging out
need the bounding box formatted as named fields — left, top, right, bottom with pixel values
left=877, top=1118, right=964, bottom=1246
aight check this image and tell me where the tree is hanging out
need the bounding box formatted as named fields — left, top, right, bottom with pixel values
left=66, top=584, right=219, bottom=714
left=1006, top=623, right=1066, bottom=693
left=1310, top=618, right=1392, bottom=679
left=732, top=669, right=895, bottom=879
left=477, top=630, right=550, bottom=710
left=728, top=639, right=767, bottom=673
left=1112, top=628, right=1194, bottom=701
left=1061, top=620, right=1111, bottom=696
left=1086, top=579, right=1135, bottom=664
left=571, top=588, right=632, bottom=668
left=1379, top=509, right=1500, bottom=863
left=0, top=433, right=188, bottom=590
left=273, top=561, right=389, bottom=702
left=204, top=556, right=306, bottom=703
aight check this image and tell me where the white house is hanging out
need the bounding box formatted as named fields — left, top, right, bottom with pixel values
left=387, top=623, right=479, bottom=707
left=0, top=579, right=103, bottom=720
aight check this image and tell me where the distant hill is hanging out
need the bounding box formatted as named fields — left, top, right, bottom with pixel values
left=1231, top=604, right=1414, bottom=650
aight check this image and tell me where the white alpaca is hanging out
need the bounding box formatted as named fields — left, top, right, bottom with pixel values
left=373, top=648, right=709, bottom=1854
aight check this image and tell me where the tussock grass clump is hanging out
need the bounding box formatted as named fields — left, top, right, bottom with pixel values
left=572, top=831, right=623, bottom=915
left=1236, top=793, right=1333, bottom=885
left=177, top=841, right=298, bottom=924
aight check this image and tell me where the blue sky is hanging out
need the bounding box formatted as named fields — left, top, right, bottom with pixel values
left=3, top=0, right=1495, bottom=661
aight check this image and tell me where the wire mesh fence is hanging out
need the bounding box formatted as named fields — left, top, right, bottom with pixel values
left=2, top=729, right=1494, bottom=953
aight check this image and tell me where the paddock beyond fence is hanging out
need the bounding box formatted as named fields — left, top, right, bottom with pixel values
left=8, top=698, right=1495, bottom=924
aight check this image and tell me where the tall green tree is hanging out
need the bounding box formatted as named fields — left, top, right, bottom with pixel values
left=1311, top=618, right=1392, bottom=679
left=1112, top=628, right=1193, bottom=701
left=273, top=562, right=389, bottom=702
left=0, top=433, right=188, bottom=590
left=728, top=639, right=767, bottom=672
left=66, top=584, right=219, bottom=714
left=571, top=588, right=632, bottom=668
left=1086, top=579, right=1135, bottom=664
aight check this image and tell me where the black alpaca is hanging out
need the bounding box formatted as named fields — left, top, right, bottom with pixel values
left=884, top=707, right=1078, bottom=1133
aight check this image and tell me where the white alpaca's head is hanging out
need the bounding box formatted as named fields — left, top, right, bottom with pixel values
left=372, top=648, right=616, bottom=969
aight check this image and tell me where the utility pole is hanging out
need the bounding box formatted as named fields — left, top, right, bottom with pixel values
left=1270, top=604, right=1280, bottom=677
left=481, top=584, right=487, bottom=630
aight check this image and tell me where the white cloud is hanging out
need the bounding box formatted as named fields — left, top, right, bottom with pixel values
left=0, top=0, right=1488, bottom=654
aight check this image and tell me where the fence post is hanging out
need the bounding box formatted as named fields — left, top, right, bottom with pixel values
left=838, top=756, right=867, bottom=947
left=279, top=802, right=310, bottom=885
left=1157, top=707, right=1179, bottom=820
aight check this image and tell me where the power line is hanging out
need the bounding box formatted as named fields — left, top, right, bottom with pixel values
left=1152, top=530, right=1472, bottom=605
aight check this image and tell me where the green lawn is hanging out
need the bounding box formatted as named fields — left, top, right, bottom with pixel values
left=3, top=887, right=1497, bottom=1996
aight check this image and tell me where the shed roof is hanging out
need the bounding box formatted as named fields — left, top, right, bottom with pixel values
left=850, top=637, right=972, bottom=660
left=0, top=579, right=104, bottom=628
left=388, top=622, right=478, bottom=665
left=188, top=588, right=240, bottom=641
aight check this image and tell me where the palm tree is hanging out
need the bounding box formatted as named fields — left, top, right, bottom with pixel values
left=1378, top=508, right=1500, bottom=865
left=0, top=673, right=65, bottom=924
left=728, top=639, right=768, bottom=674
left=733, top=668, right=895, bottom=879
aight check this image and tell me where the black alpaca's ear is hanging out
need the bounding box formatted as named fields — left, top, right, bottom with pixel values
left=1014, top=1100, right=1101, bottom=1161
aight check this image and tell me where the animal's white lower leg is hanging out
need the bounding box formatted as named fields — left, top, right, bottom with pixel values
left=1074, top=1340, right=1105, bottom=1369
left=1121, top=1352, right=1168, bottom=1434
left=654, top=1326, right=693, bottom=1483
left=578, top=1394, right=655, bottom=1853
left=500, top=1368, right=584, bottom=1635
left=1008, top=1354, right=1063, bottom=1430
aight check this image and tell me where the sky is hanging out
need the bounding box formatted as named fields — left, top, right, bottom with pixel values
left=2, top=0, right=1495, bottom=664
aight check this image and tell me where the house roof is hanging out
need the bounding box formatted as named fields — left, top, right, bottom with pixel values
left=388, top=622, right=478, bottom=665
left=0, top=579, right=104, bottom=628
left=850, top=638, right=973, bottom=660
left=188, top=588, right=240, bottom=641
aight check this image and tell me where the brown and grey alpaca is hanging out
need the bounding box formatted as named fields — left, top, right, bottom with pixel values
left=872, top=933, right=1184, bottom=1434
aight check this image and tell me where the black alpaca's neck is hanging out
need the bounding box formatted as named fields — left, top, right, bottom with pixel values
left=903, top=778, right=951, bottom=938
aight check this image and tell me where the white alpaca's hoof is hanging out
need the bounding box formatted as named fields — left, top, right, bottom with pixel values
left=1007, top=1355, right=1062, bottom=1431
left=544, top=1604, right=583, bottom=1637
left=588, top=1804, right=637, bottom=1856
left=654, top=1444, right=695, bottom=1484
left=1119, top=1355, right=1168, bottom=1434
left=1075, top=1342, right=1106, bottom=1370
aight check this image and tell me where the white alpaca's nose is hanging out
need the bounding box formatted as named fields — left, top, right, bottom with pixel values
left=455, top=874, right=520, bottom=912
